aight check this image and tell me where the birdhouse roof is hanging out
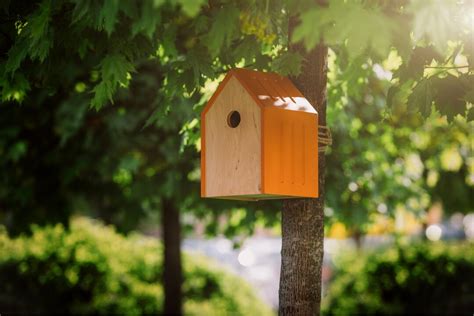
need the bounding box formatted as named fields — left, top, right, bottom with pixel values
left=203, top=68, right=317, bottom=115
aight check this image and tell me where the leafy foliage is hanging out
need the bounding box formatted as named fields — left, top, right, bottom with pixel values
left=0, top=0, right=472, bottom=239
left=293, top=1, right=394, bottom=58
left=0, top=59, right=204, bottom=234
left=92, top=54, right=135, bottom=109
left=322, top=241, right=474, bottom=315
left=325, top=48, right=473, bottom=237
left=1, top=0, right=472, bottom=116
left=205, top=6, right=240, bottom=57
left=271, top=51, right=303, bottom=76
left=291, top=0, right=473, bottom=121
left=0, top=217, right=273, bottom=315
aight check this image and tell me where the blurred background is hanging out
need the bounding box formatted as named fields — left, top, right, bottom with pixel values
left=0, top=0, right=473, bottom=315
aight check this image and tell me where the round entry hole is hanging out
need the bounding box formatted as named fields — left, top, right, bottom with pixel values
left=227, top=110, right=241, bottom=128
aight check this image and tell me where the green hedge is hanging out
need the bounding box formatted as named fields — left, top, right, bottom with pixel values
left=322, top=241, right=474, bottom=315
left=0, top=217, right=273, bottom=315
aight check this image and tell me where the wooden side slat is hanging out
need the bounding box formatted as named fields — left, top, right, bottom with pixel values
left=204, top=76, right=262, bottom=197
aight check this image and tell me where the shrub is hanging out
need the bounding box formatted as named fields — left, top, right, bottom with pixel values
left=0, top=217, right=273, bottom=315
left=322, top=241, right=474, bottom=315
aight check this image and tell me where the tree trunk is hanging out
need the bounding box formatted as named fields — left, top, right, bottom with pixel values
left=353, top=229, right=363, bottom=250
left=278, top=15, right=328, bottom=316
left=162, top=198, right=183, bottom=315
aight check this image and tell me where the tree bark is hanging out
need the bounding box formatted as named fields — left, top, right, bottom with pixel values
left=278, top=15, right=328, bottom=316
left=353, top=229, right=363, bottom=250
left=162, top=198, right=183, bottom=315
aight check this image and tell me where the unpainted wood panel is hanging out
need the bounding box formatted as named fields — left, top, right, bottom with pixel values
left=205, top=76, right=262, bottom=197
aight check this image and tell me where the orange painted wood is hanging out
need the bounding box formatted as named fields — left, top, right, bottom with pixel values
left=262, top=106, right=318, bottom=198
left=201, top=68, right=319, bottom=201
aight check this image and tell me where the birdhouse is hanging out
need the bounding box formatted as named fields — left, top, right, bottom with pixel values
left=201, top=68, right=318, bottom=201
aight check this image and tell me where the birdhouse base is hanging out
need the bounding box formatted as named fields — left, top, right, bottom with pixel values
left=206, top=194, right=303, bottom=201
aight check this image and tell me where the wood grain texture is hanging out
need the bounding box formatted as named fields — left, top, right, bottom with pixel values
left=278, top=15, right=328, bottom=316
left=204, top=76, right=262, bottom=197
left=202, top=68, right=320, bottom=200
left=262, top=106, right=318, bottom=198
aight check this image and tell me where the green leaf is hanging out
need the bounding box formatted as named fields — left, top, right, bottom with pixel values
left=161, top=26, right=178, bottom=57
left=231, top=37, right=258, bottom=64
left=1, top=72, right=31, bottom=103
left=5, top=40, right=29, bottom=74
left=28, top=0, right=52, bottom=43
left=71, top=0, right=92, bottom=24
left=91, top=54, right=135, bottom=109
left=185, top=48, right=214, bottom=85
left=293, top=1, right=395, bottom=59
left=389, top=79, right=414, bottom=114
left=99, top=0, right=119, bottom=35
left=176, top=0, right=206, bottom=17
left=291, top=8, right=323, bottom=50
left=91, top=81, right=113, bottom=110
left=29, top=34, right=53, bottom=62
left=271, top=51, right=303, bottom=76
left=432, top=75, right=467, bottom=122
left=15, top=0, right=54, bottom=63
left=403, top=46, right=442, bottom=80
left=180, top=68, right=196, bottom=94
left=408, top=79, right=433, bottom=117
left=132, top=2, right=160, bottom=38
left=101, top=54, right=135, bottom=85
left=204, top=6, right=240, bottom=57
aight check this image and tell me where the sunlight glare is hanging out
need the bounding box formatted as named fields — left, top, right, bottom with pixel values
left=238, top=248, right=256, bottom=267
left=425, top=224, right=442, bottom=241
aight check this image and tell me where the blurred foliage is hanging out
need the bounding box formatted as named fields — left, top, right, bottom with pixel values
left=0, top=2, right=471, bottom=313
left=292, top=0, right=474, bottom=121
left=0, top=217, right=273, bottom=315
left=322, top=241, right=474, bottom=315
left=0, top=0, right=281, bottom=237
left=1, top=0, right=472, bottom=117
left=0, top=59, right=205, bottom=234
left=0, top=0, right=472, bottom=238
left=302, top=0, right=473, bottom=238
left=325, top=48, right=473, bottom=237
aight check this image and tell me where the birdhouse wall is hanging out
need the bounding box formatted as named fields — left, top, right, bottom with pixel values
left=202, top=76, right=262, bottom=198
left=262, top=107, right=318, bottom=198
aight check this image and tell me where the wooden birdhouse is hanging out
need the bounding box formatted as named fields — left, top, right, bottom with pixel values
left=201, top=68, right=318, bottom=201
